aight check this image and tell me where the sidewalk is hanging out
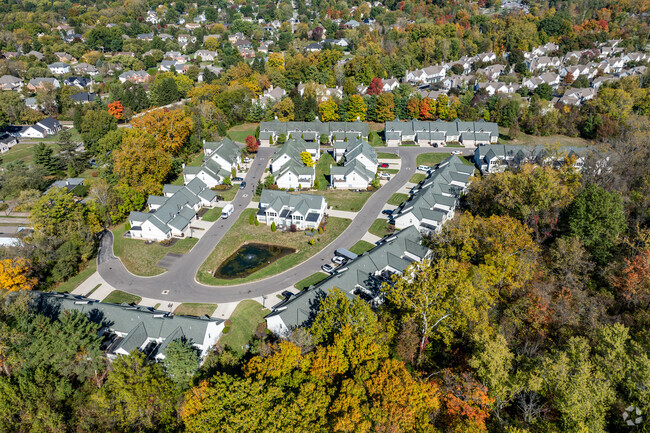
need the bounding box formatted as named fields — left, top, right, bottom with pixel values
left=328, top=209, right=358, bottom=219
left=362, top=232, right=382, bottom=244
left=71, top=271, right=116, bottom=298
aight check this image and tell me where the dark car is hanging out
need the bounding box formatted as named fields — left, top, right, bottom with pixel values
left=281, top=290, right=294, bottom=299
left=381, top=209, right=393, bottom=215
left=379, top=162, right=389, bottom=168
left=232, top=177, right=244, bottom=182
left=239, top=181, right=247, bottom=189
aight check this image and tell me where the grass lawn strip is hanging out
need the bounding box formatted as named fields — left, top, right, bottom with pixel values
left=54, top=261, right=98, bottom=293
left=174, top=303, right=218, bottom=317
left=227, top=123, right=258, bottom=143
left=377, top=152, right=400, bottom=159
left=311, top=189, right=374, bottom=212
left=387, top=193, right=409, bottom=206
left=202, top=207, right=223, bottom=222
left=416, top=153, right=453, bottom=167
left=197, top=208, right=351, bottom=286
left=112, top=223, right=199, bottom=276
left=499, top=132, right=591, bottom=147
left=315, top=152, right=335, bottom=190
left=294, top=272, right=329, bottom=290
left=218, top=300, right=269, bottom=354
left=410, top=173, right=427, bottom=183
left=369, top=219, right=391, bottom=238
left=350, top=240, right=376, bottom=255
left=102, top=290, right=142, bottom=305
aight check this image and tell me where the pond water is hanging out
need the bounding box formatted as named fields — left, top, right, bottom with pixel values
left=214, top=243, right=296, bottom=279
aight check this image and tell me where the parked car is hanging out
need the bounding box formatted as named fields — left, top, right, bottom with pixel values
left=381, top=209, right=393, bottom=215
left=281, top=290, right=294, bottom=299
left=232, top=177, right=244, bottom=182
left=239, top=181, right=247, bottom=189
left=332, top=256, right=347, bottom=265
left=451, top=150, right=463, bottom=155
left=417, top=165, right=431, bottom=171
left=243, top=157, right=251, bottom=163
left=379, top=172, right=390, bottom=179
left=321, top=264, right=335, bottom=274
left=378, top=162, right=389, bottom=168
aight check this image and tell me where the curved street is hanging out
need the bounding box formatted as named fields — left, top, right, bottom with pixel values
left=97, top=147, right=472, bottom=303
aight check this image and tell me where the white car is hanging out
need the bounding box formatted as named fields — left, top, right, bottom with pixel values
left=321, top=264, right=335, bottom=274
left=332, top=256, right=347, bottom=265
left=451, top=150, right=463, bottom=155
left=417, top=165, right=431, bottom=171
left=379, top=172, right=390, bottom=179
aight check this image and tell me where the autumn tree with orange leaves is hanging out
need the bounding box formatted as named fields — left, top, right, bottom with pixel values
left=108, top=100, right=124, bottom=120
left=131, top=107, right=194, bottom=155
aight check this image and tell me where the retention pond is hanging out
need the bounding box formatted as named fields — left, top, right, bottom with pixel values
left=213, top=243, right=296, bottom=279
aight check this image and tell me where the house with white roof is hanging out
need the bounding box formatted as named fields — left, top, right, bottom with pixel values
left=256, top=190, right=327, bottom=230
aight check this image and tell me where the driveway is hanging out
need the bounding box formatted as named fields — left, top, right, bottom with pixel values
left=97, top=146, right=471, bottom=303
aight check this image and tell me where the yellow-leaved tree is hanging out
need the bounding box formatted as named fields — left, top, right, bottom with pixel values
left=131, top=107, right=194, bottom=155
left=0, top=258, right=37, bottom=291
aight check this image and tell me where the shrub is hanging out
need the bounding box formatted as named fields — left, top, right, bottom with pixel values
left=254, top=219, right=259, bottom=226
left=318, top=227, right=323, bottom=234
left=290, top=224, right=297, bottom=232
left=288, top=188, right=295, bottom=192
left=91, top=171, right=98, bottom=177
left=249, top=213, right=255, bottom=225
left=125, top=222, right=131, bottom=231
left=271, top=222, right=277, bottom=232
left=308, top=239, right=315, bottom=245
left=224, top=319, right=233, bottom=327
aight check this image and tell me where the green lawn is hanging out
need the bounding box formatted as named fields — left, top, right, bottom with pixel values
left=218, top=300, right=269, bottom=354
left=377, top=152, right=400, bottom=159
left=198, top=209, right=351, bottom=285
left=53, top=260, right=97, bottom=293
left=227, top=123, right=258, bottom=143
left=349, top=240, right=376, bottom=255
left=312, top=190, right=374, bottom=212
left=202, top=207, right=223, bottom=222
left=416, top=153, right=453, bottom=166
left=214, top=186, right=238, bottom=201
left=315, top=152, right=335, bottom=190
left=112, top=223, right=199, bottom=276
left=381, top=168, right=399, bottom=174
left=369, top=218, right=391, bottom=238
left=387, top=193, right=409, bottom=206
left=410, top=173, right=427, bottom=183
left=174, top=303, right=218, bottom=317
left=3, top=129, right=83, bottom=168
left=102, top=290, right=142, bottom=305
left=499, top=132, right=592, bottom=147
left=295, top=272, right=329, bottom=290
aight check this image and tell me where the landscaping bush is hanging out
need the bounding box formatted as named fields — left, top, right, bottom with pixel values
left=318, top=227, right=323, bottom=234
left=254, top=322, right=267, bottom=338
left=271, top=222, right=277, bottom=232
left=225, top=319, right=232, bottom=327
left=288, top=188, right=295, bottom=192
left=308, top=239, right=315, bottom=245
left=249, top=213, right=255, bottom=225
left=254, top=219, right=259, bottom=226
left=290, top=224, right=297, bottom=232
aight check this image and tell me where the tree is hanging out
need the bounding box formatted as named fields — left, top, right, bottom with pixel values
left=107, top=100, right=124, bottom=120
left=419, top=97, right=434, bottom=120
left=131, top=108, right=194, bottom=155
left=367, top=77, right=383, bottom=95
left=112, top=129, right=173, bottom=196
left=406, top=98, right=420, bottom=119
left=271, top=222, right=277, bottom=232
left=30, top=187, right=78, bottom=238
left=163, top=339, right=200, bottom=390
left=374, top=93, right=395, bottom=122
left=92, top=352, right=179, bottom=432
left=347, top=95, right=367, bottom=121
left=614, top=249, right=650, bottom=308
left=384, top=259, right=478, bottom=353
left=150, top=77, right=180, bottom=107
left=300, top=151, right=314, bottom=167
left=534, top=83, right=553, bottom=101
left=32, top=143, right=57, bottom=174
left=245, top=135, right=258, bottom=153
left=310, top=289, right=379, bottom=345
left=318, top=99, right=339, bottom=122
left=80, top=110, right=117, bottom=155
left=271, top=98, right=295, bottom=121
left=0, top=258, right=37, bottom=291
left=565, top=184, right=626, bottom=264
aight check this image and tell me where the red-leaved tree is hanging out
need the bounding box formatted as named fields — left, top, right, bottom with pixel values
left=245, top=135, right=259, bottom=153
left=367, top=77, right=383, bottom=95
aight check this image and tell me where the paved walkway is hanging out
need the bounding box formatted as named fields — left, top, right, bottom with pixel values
left=361, top=232, right=382, bottom=244
left=328, top=209, right=358, bottom=219
left=95, top=147, right=473, bottom=303
left=71, top=271, right=115, bottom=297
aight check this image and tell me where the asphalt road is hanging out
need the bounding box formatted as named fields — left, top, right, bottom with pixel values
left=97, top=146, right=472, bottom=303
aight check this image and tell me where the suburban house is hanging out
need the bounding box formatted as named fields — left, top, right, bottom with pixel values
left=36, top=117, right=62, bottom=135
left=64, top=76, right=91, bottom=88
left=37, top=292, right=224, bottom=360
left=46, top=177, right=84, bottom=193
left=266, top=226, right=430, bottom=335
left=128, top=177, right=217, bottom=241
left=183, top=138, right=242, bottom=187
left=27, top=77, right=60, bottom=91
left=0, top=75, right=24, bottom=91
left=0, top=134, right=18, bottom=153
left=259, top=119, right=369, bottom=146
left=47, top=62, right=71, bottom=75
left=71, top=92, right=99, bottom=104
left=195, top=50, right=217, bottom=62
left=392, top=155, right=474, bottom=235
left=270, top=137, right=319, bottom=189
left=256, top=190, right=327, bottom=230
left=118, top=70, right=150, bottom=84
left=474, top=144, right=593, bottom=174
left=330, top=138, right=378, bottom=189
left=405, top=65, right=448, bottom=84
left=19, top=124, right=48, bottom=139
left=384, top=118, right=499, bottom=147
left=73, top=63, right=99, bottom=76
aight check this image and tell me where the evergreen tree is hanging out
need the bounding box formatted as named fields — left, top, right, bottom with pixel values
left=33, top=143, right=57, bottom=174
